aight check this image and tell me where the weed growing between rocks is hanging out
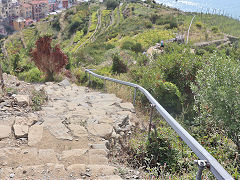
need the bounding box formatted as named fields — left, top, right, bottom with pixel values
left=31, top=89, right=48, bottom=111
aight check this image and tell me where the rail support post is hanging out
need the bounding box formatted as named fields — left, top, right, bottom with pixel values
left=148, top=104, right=156, bottom=141
left=194, top=160, right=208, bottom=180
left=133, top=87, right=137, bottom=106
left=104, top=78, right=106, bottom=92
left=88, top=73, right=92, bottom=87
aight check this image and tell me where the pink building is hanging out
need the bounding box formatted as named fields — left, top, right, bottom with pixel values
left=62, top=0, right=68, bottom=9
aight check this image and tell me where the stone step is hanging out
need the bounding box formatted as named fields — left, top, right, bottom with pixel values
left=0, top=163, right=67, bottom=179
left=0, top=147, right=110, bottom=167
left=0, top=148, right=58, bottom=167
left=0, top=164, right=122, bottom=180
left=59, top=148, right=109, bottom=166
left=66, top=164, right=121, bottom=179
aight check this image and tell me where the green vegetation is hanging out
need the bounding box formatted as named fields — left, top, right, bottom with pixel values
left=31, top=89, right=48, bottom=111
left=192, top=54, right=240, bottom=152
left=1, top=0, right=240, bottom=179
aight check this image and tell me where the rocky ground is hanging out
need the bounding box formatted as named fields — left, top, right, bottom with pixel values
left=0, top=73, right=143, bottom=180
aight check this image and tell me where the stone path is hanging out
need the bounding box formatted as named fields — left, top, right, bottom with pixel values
left=0, top=77, right=138, bottom=179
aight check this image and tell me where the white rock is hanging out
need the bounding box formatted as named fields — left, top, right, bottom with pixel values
left=14, top=95, right=31, bottom=106
left=68, top=124, right=88, bottom=137
left=58, top=79, right=71, bottom=87
left=13, top=125, right=28, bottom=138
left=118, top=102, right=135, bottom=112
left=0, top=125, right=11, bottom=139
left=87, top=123, right=113, bottom=139
left=28, top=124, right=43, bottom=146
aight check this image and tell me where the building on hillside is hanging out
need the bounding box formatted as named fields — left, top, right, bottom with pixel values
left=0, top=0, right=19, bottom=19
left=21, top=3, right=32, bottom=19
left=48, top=0, right=60, bottom=12
left=62, top=0, right=68, bottom=9
left=0, top=25, right=7, bottom=36
left=18, top=0, right=32, bottom=5
left=75, top=0, right=84, bottom=3
left=11, top=0, right=20, bottom=17
left=0, top=0, right=11, bottom=19
left=30, top=1, right=49, bottom=20
left=13, top=16, right=25, bottom=30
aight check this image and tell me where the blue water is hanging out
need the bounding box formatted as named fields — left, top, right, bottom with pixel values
left=155, top=0, right=240, bottom=20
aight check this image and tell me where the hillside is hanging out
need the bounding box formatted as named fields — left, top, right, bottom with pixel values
left=0, top=0, right=240, bottom=179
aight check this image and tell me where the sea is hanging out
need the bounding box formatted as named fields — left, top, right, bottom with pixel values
left=155, top=0, right=240, bottom=20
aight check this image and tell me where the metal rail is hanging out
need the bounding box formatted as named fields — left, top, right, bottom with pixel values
left=85, top=69, right=234, bottom=180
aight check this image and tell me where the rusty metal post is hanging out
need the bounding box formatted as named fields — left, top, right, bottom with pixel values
left=148, top=104, right=156, bottom=140
left=133, top=87, right=137, bottom=106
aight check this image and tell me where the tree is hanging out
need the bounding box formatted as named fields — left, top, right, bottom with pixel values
left=112, top=53, right=128, bottom=74
left=191, top=54, right=240, bottom=152
left=105, top=0, right=119, bottom=10
left=12, top=54, right=20, bottom=73
left=31, top=36, right=68, bottom=81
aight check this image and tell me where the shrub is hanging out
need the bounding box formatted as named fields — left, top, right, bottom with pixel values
left=132, top=43, right=143, bottom=53
left=152, top=81, right=182, bottom=114
left=137, top=67, right=183, bottom=114
left=204, top=44, right=216, bottom=53
left=69, top=20, right=82, bottom=34
left=31, top=89, right=48, bottom=111
left=156, top=18, right=167, bottom=25
left=12, top=54, right=20, bottom=74
left=19, top=67, right=44, bottom=82
left=112, top=53, right=128, bottom=74
left=195, top=21, right=203, bottom=29
left=191, top=54, right=240, bottom=153
left=145, top=21, right=153, bottom=29
left=91, top=76, right=104, bottom=89
left=169, top=18, right=178, bottom=29
left=146, top=131, right=179, bottom=172
left=150, top=14, right=159, bottom=24
left=195, top=48, right=206, bottom=56
left=105, top=0, right=119, bottom=10
left=211, top=26, right=219, bottom=33
left=31, top=35, right=68, bottom=81
left=128, top=129, right=179, bottom=176
left=73, top=68, right=88, bottom=84
left=137, top=54, right=149, bottom=66
left=121, top=41, right=135, bottom=50
left=121, top=41, right=143, bottom=53
left=51, top=19, right=61, bottom=31
left=105, top=43, right=115, bottom=50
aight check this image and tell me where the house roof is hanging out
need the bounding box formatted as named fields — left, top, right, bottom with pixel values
left=22, top=3, right=32, bottom=8
left=25, top=18, right=34, bottom=23
left=14, top=17, right=26, bottom=22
